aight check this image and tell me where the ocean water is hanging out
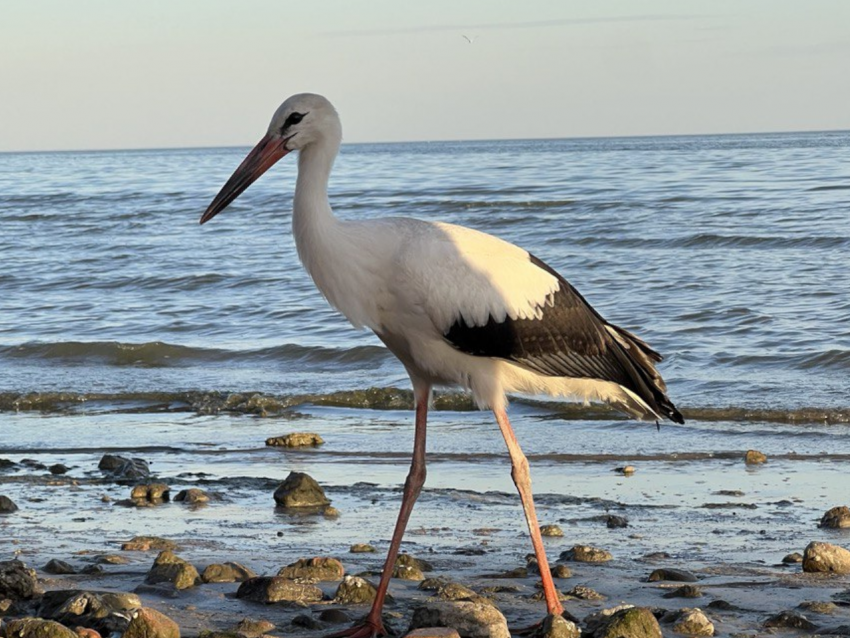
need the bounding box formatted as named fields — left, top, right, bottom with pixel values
left=2, top=132, right=850, bottom=569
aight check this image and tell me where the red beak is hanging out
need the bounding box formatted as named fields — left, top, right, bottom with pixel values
left=200, top=133, right=290, bottom=224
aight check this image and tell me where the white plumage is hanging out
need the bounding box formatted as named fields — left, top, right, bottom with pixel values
left=201, top=93, right=682, bottom=637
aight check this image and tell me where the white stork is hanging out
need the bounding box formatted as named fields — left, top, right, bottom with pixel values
left=201, top=93, right=683, bottom=637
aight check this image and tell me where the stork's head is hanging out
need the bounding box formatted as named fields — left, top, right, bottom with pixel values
left=200, top=93, right=340, bottom=224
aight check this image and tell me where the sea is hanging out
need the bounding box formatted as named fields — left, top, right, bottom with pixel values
left=1, top=132, right=850, bottom=571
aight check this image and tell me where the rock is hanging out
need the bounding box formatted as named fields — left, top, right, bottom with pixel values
left=43, top=559, right=77, bottom=575
left=394, top=564, right=425, bottom=581
left=4, top=618, right=78, bottom=638
left=744, top=449, right=767, bottom=465
left=409, top=601, right=509, bottom=638
left=667, top=608, right=714, bottom=636
left=37, top=590, right=141, bottom=635
left=145, top=551, right=200, bottom=590
left=334, top=576, right=378, bottom=604
left=130, top=483, right=170, bottom=502
left=799, top=600, right=839, bottom=615
left=233, top=618, right=275, bottom=637
left=663, top=585, right=703, bottom=599
left=564, top=585, right=604, bottom=601
left=318, top=609, right=351, bottom=625
left=173, top=488, right=210, bottom=504
left=539, top=614, right=580, bottom=638
left=123, top=607, right=181, bottom=638
left=436, top=583, right=478, bottom=602
left=201, top=562, right=256, bottom=583
left=605, top=515, right=629, bottom=529
left=592, top=606, right=662, bottom=638
left=278, top=557, right=344, bottom=581
left=614, top=465, right=636, bottom=475
left=782, top=552, right=803, bottom=564
left=539, top=525, right=563, bottom=537
left=397, top=554, right=434, bottom=572
left=559, top=545, right=612, bottom=563
left=350, top=544, right=377, bottom=553
left=265, top=432, right=325, bottom=447
left=97, top=555, right=129, bottom=565
left=236, top=577, right=323, bottom=604
left=273, top=471, right=330, bottom=508
left=49, top=464, right=70, bottom=475
left=0, top=560, right=41, bottom=600
left=648, top=568, right=699, bottom=582
left=763, top=610, right=817, bottom=630
left=405, top=629, right=461, bottom=638
left=291, top=614, right=323, bottom=630
left=121, top=537, right=178, bottom=552
left=97, top=455, right=150, bottom=480
left=75, top=628, right=101, bottom=638
left=819, top=506, right=850, bottom=529
left=551, top=565, right=572, bottom=579
left=0, top=495, right=18, bottom=514
left=803, top=541, right=850, bottom=574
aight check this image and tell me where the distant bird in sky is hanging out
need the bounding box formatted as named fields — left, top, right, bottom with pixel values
left=201, top=93, right=683, bottom=637
left=462, top=34, right=476, bottom=44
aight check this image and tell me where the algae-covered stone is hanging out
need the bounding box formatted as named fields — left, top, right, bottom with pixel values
left=174, top=489, right=210, bottom=504
left=236, top=577, right=323, bottom=604
left=5, top=618, right=78, bottom=638
left=394, top=564, right=425, bottom=581
left=669, top=608, right=714, bottom=636
left=396, top=554, right=434, bottom=573
left=803, top=541, right=850, bottom=574
left=123, top=607, right=181, bottom=638
left=277, top=557, right=344, bottom=581
left=409, top=602, right=509, bottom=638
left=201, top=562, right=256, bottom=583
left=0, top=560, right=41, bottom=600
left=595, top=607, right=662, bottom=638
left=349, top=544, right=376, bottom=554
left=265, top=433, right=324, bottom=447
left=145, top=551, right=200, bottom=590
left=540, top=614, right=580, bottom=638
left=121, top=537, right=178, bottom=552
left=273, top=472, right=330, bottom=508
left=559, top=545, right=612, bottom=563
left=334, top=576, right=377, bottom=604
left=233, top=619, right=275, bottom=637
left=744, top=449, right=767, bottom=465
left=539, top=525, right=563, bottom=537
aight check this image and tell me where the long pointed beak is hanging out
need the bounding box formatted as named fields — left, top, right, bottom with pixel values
left=200, top=134, right=290, bottom=224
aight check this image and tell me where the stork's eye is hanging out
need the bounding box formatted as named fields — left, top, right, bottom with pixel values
left=283, top=112, right=305, bottom=130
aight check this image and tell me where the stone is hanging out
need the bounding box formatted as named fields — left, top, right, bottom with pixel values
left=38, top=590, right=142, bottom=635
left=277, top=557, right=344, bottom=581
left=405, top=629, right=462, bottom=638
left=565, top=585, right=604, bottom=601
left=130, top=483, right=170, bottom=502
left=782, top=552, right=803, bottom=564
left=819, top=506, right=850, bottom=529
left=145, top=551, right=200, bottom=590
left=201, top=562, right=256, bottom=583
left=539, top=525, right=563, bottom=537
left=334, top=576, right=378, bottom=604
left=75, top=629, right=101, bottom=638
left=49, top=464, right=70, bottom=475
left=273, top=471, right=330, bottom=508
left=97, top=455, right=150, bottom=480
left=559, top=545, right=612, bottom=563
left=350, top=544, right=376, bottom=553
left=436, top=583, right=478, bottom=602
left=669, top=608, right=714, bottom=636
left=4, top=618, right=78, bottom=638
left=592, top=606, right=662, bottom=638
left=648, top=568, right=699, bottom=582
left=0, top=495, right=18, bottom=514
left=663, top=585, right=703, bottom=599
left=123, top=607, right=181, bottom=638
left=236, top=577, right=323, bottom=604
left=615, top=465, right=636, bottom=475
left=265, top=432, right=324, bottom=447
left=291, top=614, right=323, bottom=630
left=174, top=488, right=210, bottom=504
left=43, top=559, right=77, bottom=575
left=394, top=564, right=425, bottom=581
left=799, top=600, right=839, bottom=615
left=550, top=564, right=572, bottom=579
left=121, top=537, right=178, bottom=552
left=0, top=560, right=41, bottom=600
left=744, top=449, right=767, bottom=465
left=763, top=610, right=817, bottom=630
left=605, top=515, right=629, bottom=529
left=397, top=554, right=434, bottom=572
left=233, top=618, right=275, bottom=637
left=803, top=541, right=850, bottom=574
left=318, top=609, right=351, bottom=625
left=539, top=614, right=580, bottom=638
left=409, top=602, right=509, bottom=638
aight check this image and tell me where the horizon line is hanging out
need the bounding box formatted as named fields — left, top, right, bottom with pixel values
left=1, top=126, right=848, bottom=156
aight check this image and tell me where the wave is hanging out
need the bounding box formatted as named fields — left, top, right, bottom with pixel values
left=1, top=388, right=848, bottom=424
left=0, top=340, right=390, bottom=368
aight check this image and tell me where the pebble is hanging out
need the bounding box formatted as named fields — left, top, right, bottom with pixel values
left=819, top=505, right=850, bottom=529
left=782, top=552, right=803, bottom=564
left=201, top=562, right=257, bottom=583
left=236, top=576, right=323, bottom=604
left=409, top=602, right=509, bottom=638
left=744, top=449, right=767, bottom=465
left=559, top=545, right=613, bottom=563
left=350, top=543, right=377, bottom=553
left=539, top=524, right=564, bottom=537
left=265, top=432, right=324, bottom=447
left=145, top=550, right=200, bottom=590
left=0, top=495, right=18, bottom=514
left=234, top=618, right=276, bottom=637
left=551, top=564, right=572, bottom=579
left=124, top=607, right=181, bottom=638
left=272, top=471, right=330, bottom=508
left=802, top=541, right=850, bottom=574
left=614, top=465, right=636, bottom=475
left=278, top=557, right=345, bottom=581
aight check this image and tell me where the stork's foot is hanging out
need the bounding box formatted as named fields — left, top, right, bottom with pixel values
left=511, top=612, right=578, bottom=637
left=324, top=618, right=389, bottom=638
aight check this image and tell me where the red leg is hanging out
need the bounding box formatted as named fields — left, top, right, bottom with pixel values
left=495, top=408, right=564, bottom=617
left=327, top=385, right=430, bottom=638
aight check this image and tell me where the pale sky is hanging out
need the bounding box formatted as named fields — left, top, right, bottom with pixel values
left=1, top=0, right=848, bottom=152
